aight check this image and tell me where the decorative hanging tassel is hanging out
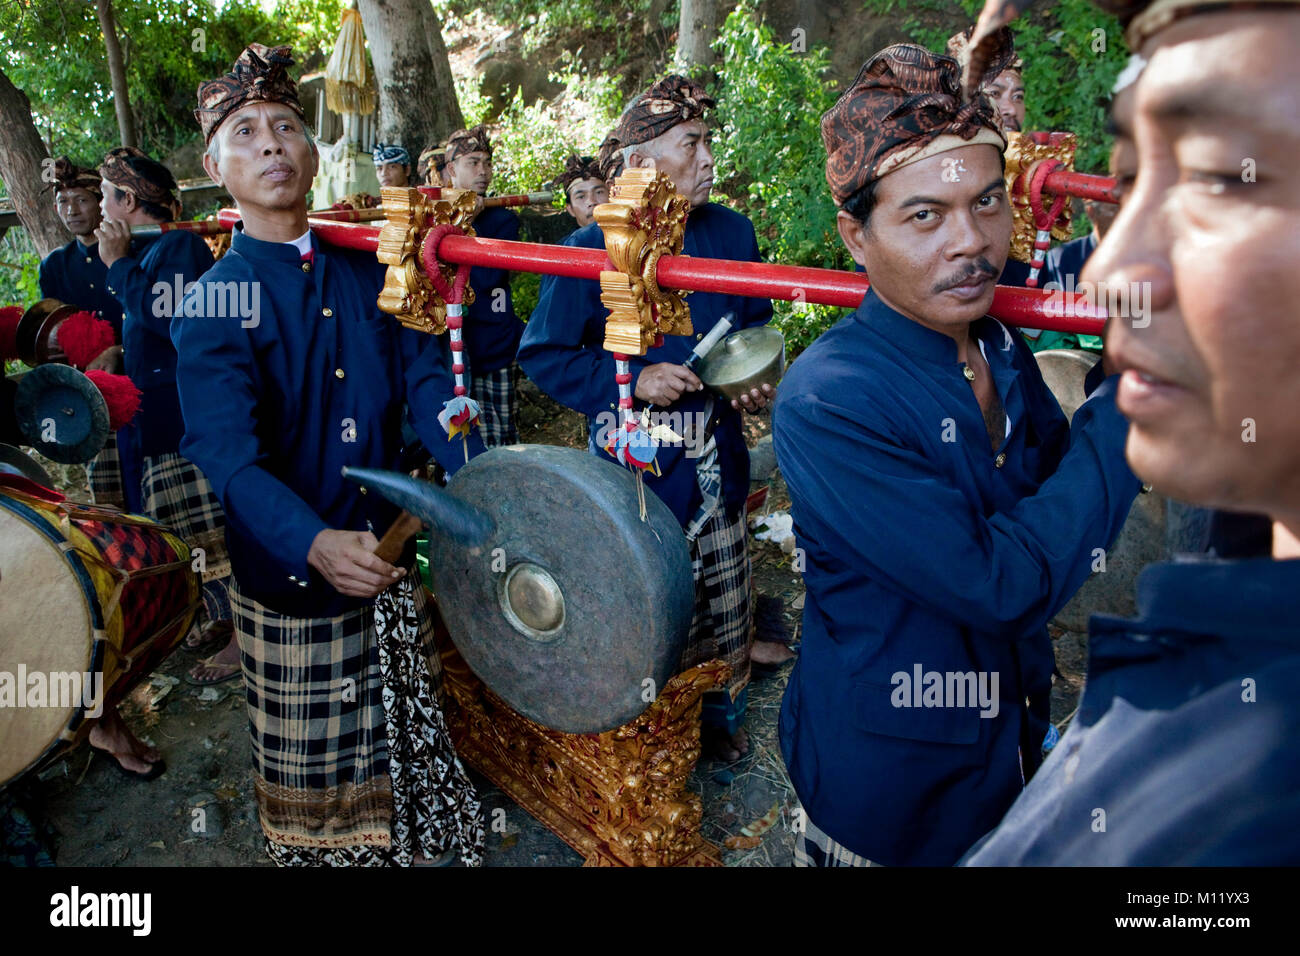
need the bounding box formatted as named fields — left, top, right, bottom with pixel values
left=605, top=354, right=660, bottom=521
left=57, top=310, right=116, bottom=369
left=85, top=370, right=142, bottom=429
left=422, top=224, right=480, bottom=462
left=438, top=303, right=482, bottom=463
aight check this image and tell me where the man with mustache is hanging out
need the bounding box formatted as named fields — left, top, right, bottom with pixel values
left=771, top=42, right=1141, bottom=866
left=441, top=125, right=521, bottom=447
left=172, top=44, right=484, bottom=866
left=520, top=75, right=779, bottom=763
left=962, top=0, right=1300, bottom=865
left=38, top=158, right=141, bottom=513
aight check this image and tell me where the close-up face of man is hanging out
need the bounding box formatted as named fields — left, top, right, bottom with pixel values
left=1085, top=10, right=1300, bottom=518
left=565, top=177, right=608, bottom=228
left=839, top=143, right=1011, bottom=333
left=201, top=101, right=317, bottom=214
left=632, top=119, right=715, bottom=209
left=55, top=187, right=101, bottom=238
left=99, top=180, right=134, bottom=221
left=983, top=69, right=1026, bottom=132
left=447, top=151, right=492, bottom=195
left=376, top=161, right=409, bottom=188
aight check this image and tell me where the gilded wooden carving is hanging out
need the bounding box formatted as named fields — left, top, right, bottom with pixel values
left=376, top=185, right=479, bottom=334
left=1004, top=131, right=1078, bottom=264
left=436, top=635, right=727, bottom=867
left=593, top=168, right=692, bottom=355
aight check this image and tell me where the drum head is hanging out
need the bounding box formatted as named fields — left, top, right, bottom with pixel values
left=0, top=496, right=96, bottom=785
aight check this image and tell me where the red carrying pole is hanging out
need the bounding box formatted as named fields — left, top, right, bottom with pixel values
left=213, top=209, right=1106, bottom=335
left=1041, top=169, right=1119, bottom=205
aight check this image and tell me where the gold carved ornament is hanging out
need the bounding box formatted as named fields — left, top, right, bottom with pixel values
left=593, top=168, right=693, bottom=355
left=1003, top=131, right=1078, bottom=264
left=375, top=185, right=480, bottom=334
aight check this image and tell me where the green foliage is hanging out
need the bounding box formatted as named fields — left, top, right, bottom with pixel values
left=712, top=3, right=851, bottom=353
left=0, top=229, right=41, bottom=309
left=1, top=0, right=343, bottom=164
left=488, top=57, right=623, bottom=200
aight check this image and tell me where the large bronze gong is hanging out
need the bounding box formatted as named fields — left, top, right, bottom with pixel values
left=346, top=444, right=695, bottom=734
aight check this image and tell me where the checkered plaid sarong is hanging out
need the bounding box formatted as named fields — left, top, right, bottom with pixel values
left=469, top=363, right=519, bottom=447
left=141, top=452, right=231, bottom=622
left=680, top=506, right=752, bottom=700
left=87, top=431, right=125, bottom=510
left=794, top=815, right=883, bottom=868
left=231, top=575, right=484, bottom=866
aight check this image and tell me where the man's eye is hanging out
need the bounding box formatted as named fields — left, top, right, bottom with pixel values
left=1184, top=170, right=1242, bottom=194
left=977, top=194, right=1000, bottom=208
left=913, top=209, right=935, bottom=222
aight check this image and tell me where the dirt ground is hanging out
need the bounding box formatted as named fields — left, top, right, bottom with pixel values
left=8, top=380, right=1087, bottom=867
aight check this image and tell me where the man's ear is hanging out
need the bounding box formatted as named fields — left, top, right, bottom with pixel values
left=201, top=151, right=223, bottom=188
left=627, top=150, right=654, bottom=171
left=836, top=210, right=871, bottom=270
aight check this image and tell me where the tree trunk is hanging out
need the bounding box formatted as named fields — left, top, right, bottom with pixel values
left=0, top=68, right=71, bottom=258
left=676, top=0, right=721, bottom=76
left=96, top=0, right=137, bottom=149
left=358, top=0, right=465, bottom=155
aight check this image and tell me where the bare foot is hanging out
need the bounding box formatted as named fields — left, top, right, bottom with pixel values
left=751, top=640, right=796, bottom=666
left=704, top=726, right=750, bottom=763
left=88, top=708, right=160, bottom=776
left=186, top=633, right=241, bottom=685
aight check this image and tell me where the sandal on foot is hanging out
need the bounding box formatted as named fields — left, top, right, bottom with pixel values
left=184, top=655, right=242, bottom=687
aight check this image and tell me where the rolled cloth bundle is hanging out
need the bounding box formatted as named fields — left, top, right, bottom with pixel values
left=45, top=157, right=102, bottom=197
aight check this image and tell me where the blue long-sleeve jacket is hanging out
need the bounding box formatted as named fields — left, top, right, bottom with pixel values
left=170, top=226, right=483, bottom=617
left=772, top=288, right=1141, bottom=866
left=39, top=239, right=125, bottom=337
left=518, top=203, right=773, bottom=526
left=106, top=230, right=215, bottom=457
left=963, top=555, right=1300, bottom=865
left=464, top=205, right=521, bottom=373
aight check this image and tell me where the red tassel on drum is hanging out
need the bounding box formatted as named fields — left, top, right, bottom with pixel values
left=0, top=305, right=23, bottom=360
left=58, top=311, right=116, bottom=369
left=85, top=370, right=142, bottom=429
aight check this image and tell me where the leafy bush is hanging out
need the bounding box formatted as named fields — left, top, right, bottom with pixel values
left=711, top=2, right=851, bottom=353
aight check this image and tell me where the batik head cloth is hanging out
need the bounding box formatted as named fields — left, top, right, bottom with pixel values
left=596, top=134, right=624, bottom=184
left=47, top=157, right=102, bottom=197
left=446, top=126, right=493, bottom=162
left=821, top=43, right=1007, bottom=206
left=99, top=147, right=182, bottom=219
left=372, top=143, right=410, bottom=167
left=947, top=25, right=1023, bottom=77
left=613, top=74, right=715, bottom=148
left=195, top=43, right=305, bottom=144
left=556, top=154, right=604, bottom=195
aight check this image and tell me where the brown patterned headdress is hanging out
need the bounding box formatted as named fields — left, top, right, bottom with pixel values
left=99, top=147, right=182, bottom=220
left=195, top=43, right=305, bottom=144
left=821, top=44, right=1007, bottom=206
left=596, top=134, right=624, bottom=184
left=446, top=125, right=493, bottom=162
left=47, top=157, right=102, bottom=197
left=947, top=25, right=1023, bottom=78
left=556, top=154, right=604, bottom=195
left=613, top=74, right=715, bottom=148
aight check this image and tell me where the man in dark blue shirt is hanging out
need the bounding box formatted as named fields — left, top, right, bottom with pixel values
left=520, top=75, right=777, bottom=762
left=174, top=43, right=485, bottom=867
left=442, top=126, right=521, bottom=447
left=962, top=0, right=1300, bottom=866
left=555, top=154, right=608, bottom=234
left=773, top=41, right=1140, bottom=866
left=37, top=158, right=139, bottom=513
left=94, top=146, right=234, bottom=686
